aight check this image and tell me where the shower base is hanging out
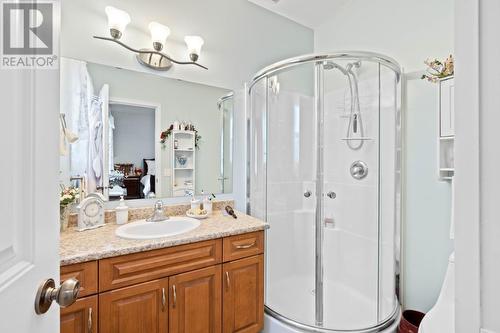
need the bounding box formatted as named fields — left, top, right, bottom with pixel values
left=263, top=309, right=400, bottom=333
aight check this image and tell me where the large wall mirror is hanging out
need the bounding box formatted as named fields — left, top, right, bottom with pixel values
left=60, top=57, right=233, bottom=202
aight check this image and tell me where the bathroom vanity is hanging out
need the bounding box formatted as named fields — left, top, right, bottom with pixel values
left=59, top=210, right=267, bottom=333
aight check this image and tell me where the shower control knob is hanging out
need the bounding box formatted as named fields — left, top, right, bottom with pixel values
left=303, top=190, right=312, bottom=198
left=350, top=160, right=368, bottom=180
left=326, top=191, right=336, bottom=199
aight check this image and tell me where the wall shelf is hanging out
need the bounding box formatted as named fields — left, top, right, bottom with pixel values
left=171, top=130, right=195, bottom=196
left=340, top=137, right=373, bottom=141
left=438, top=77, right=455, bottom=180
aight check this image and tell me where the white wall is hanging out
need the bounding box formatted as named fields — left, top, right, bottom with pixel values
left=110, top=105, right=155, bottom=168
left=403, top=74, right=454, bottom=312
left=61, top=0, right=313, bottom=91
left=313, top=0, right=455, bottom=312
left=314, top=0, right=454, bottom=73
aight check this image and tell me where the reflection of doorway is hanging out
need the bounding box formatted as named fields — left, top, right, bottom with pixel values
left=108, top=99, right=162, bottom=199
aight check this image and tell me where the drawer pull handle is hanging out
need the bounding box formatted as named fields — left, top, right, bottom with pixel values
left=172, top=285, right=177, bottom=308
left=235, top=241, right=256, bottom=249
left=161, top=288, right=166, bottom=311
left=225, top=272, right=230, bottom=290
left=88, top=307, right=92, bottom=333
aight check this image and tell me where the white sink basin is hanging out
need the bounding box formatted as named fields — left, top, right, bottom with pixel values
left=115, top=217, right=200, bottom=240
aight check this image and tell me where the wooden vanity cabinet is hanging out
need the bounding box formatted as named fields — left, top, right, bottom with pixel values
left=60, top=231, right=264, bottom=333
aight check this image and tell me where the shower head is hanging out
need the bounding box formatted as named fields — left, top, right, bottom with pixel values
left=323, top=61, right=348, bottom=75
left=346, top=61, right=361, bottom=72
left=323, top=61, right=335, bottom=70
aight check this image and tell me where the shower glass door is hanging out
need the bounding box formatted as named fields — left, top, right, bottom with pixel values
left=321, top=60, right=381, bottom=329
left=260, top=62, right=318, bottom=327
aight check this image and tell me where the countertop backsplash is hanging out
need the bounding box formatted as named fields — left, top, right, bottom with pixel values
left=67, top=199, right=235, bottom=227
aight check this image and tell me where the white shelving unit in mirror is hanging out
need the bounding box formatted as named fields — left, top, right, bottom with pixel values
left=171, top=130, right=196, bottom=196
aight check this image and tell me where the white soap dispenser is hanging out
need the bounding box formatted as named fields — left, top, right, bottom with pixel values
left=115, top=196, right=129, bottom=225
left=190, top=193, right=200, bottom=211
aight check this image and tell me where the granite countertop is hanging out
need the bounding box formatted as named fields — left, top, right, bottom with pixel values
left=60, top=210, right=269, bottom=266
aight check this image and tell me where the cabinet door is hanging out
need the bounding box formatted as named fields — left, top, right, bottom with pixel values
left=223, top=255, right=264, bottom=333
left=440, top=78, right=455, bottom=137
left=61, top=295, right=98, bottom=333
left=169, top=265, right=222, bottom=333
left=99, top=279, right=168, bottom=333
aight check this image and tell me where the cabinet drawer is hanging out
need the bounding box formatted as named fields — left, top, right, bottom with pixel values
left=99, top=239, right=222, bottom=291
left=61, top=261, right=98, bottom=297
left=223, top=231, right=264, bottom=262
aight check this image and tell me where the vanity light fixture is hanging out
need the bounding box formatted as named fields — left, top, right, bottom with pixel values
left=94, top=6, right=207, bottom=71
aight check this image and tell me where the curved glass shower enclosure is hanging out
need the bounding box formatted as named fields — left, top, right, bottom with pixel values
left=248, top=52, right=402, bottom=332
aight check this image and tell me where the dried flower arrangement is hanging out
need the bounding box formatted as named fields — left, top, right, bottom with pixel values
left=59, top=185, right=79, bottom=231
left=421, top=55, right=454, bottom=82
left=60, top=186, right=79, bottom=208
left=160, top=124, right=201, bottom=149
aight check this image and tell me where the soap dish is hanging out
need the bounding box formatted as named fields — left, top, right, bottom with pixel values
left=186, top=209, right=209, bottom=219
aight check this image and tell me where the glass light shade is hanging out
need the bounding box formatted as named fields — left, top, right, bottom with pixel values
left=148, top=22, right=170, bottom=46
left=105, top=6, right=131, bottom=37
left=184, top=36, right=204, bottom=59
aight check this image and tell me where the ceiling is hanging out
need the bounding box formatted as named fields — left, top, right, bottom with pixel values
left=247, top=0, right=349, bottom=29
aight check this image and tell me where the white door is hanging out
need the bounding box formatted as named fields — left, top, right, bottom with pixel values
left=0, top=13, right=60, bottom=333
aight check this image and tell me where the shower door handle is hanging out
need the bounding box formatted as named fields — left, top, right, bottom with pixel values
left=326, top=191, right=336, bottom=199
left=303, top=190, right=312, bottom=198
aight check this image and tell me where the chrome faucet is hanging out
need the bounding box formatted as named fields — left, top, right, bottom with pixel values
left=146, top=200, right=169, bottom=222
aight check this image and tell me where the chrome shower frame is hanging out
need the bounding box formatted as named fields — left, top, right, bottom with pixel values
left=247, top=51, right=403, bottom=333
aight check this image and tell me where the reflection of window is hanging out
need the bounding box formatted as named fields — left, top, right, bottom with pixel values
left=269, top=75, right=280, bottom=95
left=109, top=169, right=125, bottom=187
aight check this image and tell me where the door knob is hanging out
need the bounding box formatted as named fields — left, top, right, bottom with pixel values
left=34, top=278, right=80, bottom=315
left=304, top=190, right=312, bottom=198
